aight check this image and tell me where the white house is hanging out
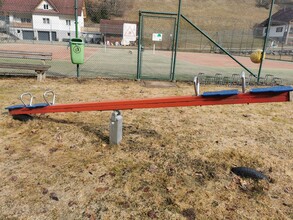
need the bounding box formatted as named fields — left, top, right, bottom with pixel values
left=256, top=8, right=293, bottom=45
left=0, top=0, right=86, bottom=41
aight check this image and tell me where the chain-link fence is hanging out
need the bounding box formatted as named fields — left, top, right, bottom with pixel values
left=0, top=1, right=293, bottom=83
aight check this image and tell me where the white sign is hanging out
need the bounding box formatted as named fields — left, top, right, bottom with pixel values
left=123, top=23, right=137, bottom=42
left=152, top=33, right=163, bottom=41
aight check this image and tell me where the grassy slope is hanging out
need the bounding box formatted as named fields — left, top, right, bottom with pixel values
left=114, top=0, right=278, bottom=30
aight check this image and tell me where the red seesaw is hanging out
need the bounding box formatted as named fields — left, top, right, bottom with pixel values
left=5, top=79, right=293, bottom=144
left=6, top=86, right=293, bottom=116
left=7, top=87, right=293, bottom=115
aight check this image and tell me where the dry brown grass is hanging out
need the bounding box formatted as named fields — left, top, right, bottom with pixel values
left=1, top=77, right=293, bottom=219
left=118, top=0, right=277, bottom=30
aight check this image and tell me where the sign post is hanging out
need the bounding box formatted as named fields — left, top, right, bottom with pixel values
left=74, top=0, right=80, bottom=78
left=122, top=23, right=137, bottom=46
left=152, top=33, right=163, bottom=54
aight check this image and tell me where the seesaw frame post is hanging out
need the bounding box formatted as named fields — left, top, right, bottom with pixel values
left=109, top=110, right=123, bottom=145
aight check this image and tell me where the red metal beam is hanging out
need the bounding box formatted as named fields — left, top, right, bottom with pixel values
left=7, top=92, right=290, bottom=116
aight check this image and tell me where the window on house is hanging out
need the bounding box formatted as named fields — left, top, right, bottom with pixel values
left=289, top=27, right=293, bottom=34
left=44, top=4, right=49, bottom=9
left=66, top=20, right=71, bottom=26
left=276, top=27, right=283, bottom=33
left=21, top=18, right=32, bottom=23
left=43, top=18, right=50, bottom=24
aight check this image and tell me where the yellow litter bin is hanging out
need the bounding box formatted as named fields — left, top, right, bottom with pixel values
left=70, top=38, right=84, bottom=64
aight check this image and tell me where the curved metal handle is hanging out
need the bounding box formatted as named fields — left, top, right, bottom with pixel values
left=194, top=76, right=200, bottom=96
left=241, top=71, right=246, bottom=93
left=20, top=92, right=34, bottom=106
left=43, top=90, right=55, bottom=105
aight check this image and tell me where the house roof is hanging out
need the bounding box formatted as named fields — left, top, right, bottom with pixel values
left=259, top=8, right=293, bottom=27
left=0, top=0, right=84, bottom=16
left=100, top=19, right=124, bottom=35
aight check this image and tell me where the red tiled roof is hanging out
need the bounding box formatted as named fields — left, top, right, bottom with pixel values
left=0, top=0, right=84, bottom=15
left=0, top=0, right=38, bottom=13
left=100, top=19, right=124, bottom=34
left=45, top=0, right=83, bottom=16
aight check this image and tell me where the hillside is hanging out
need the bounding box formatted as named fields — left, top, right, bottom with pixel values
left=86, top=0, right=282, bottom=30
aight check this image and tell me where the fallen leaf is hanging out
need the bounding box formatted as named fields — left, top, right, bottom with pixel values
left=182, top=208, right=196, bottom=220
left=147, top=210, right=157, bottom=219
left=49, top=192, right=59, bottom=201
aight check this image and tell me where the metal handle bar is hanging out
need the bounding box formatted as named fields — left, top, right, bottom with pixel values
left=194, top=76, right=200, bottom=96
left=241, top=71, right=246, bottom=93
left=20, top=92, right=34, bottom=106
left=43, top=90, right=55, bottom=105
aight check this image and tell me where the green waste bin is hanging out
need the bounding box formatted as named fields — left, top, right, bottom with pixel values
left=70, top=38, right=84, bottom=64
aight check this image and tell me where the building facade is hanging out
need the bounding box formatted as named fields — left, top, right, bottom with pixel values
left=0, top=0, right=86, bottom=41
left=256, top=8, right=293, bottom=45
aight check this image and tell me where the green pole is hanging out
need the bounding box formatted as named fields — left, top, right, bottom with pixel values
left=136, top=11, right=142, bottom=80
left=257, top=0, right=275, bottom=83
left=171, top=0, right=182, bottom=81
left=170, top=17, right=177, bottom=79
left=75, top=0, right=80, bottom=78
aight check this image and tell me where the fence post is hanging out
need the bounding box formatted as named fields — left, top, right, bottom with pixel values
left=230, top=29, right=235, bottom=51
left=74, top=0, right=80, bottom=78
left=136, top=11, right=143, bottom=81
left=257, top=0, right=275, bottom=83
left=239, top=29, right=244, bottom=55
left=171, top=0, right=183, bottom=81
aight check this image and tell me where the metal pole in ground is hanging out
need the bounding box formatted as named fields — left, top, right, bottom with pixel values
left=75, top=0, right=80, bottom=78
left=109, top=111, right=123, bottom=145
left=257, top=0, right=275, bottom=83
left=171, top=0, right=182, bottom=81
left=136, top=11, right=143, bottom=80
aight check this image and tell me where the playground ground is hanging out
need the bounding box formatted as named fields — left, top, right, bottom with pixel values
left=0, top=77, right=293, bottom=219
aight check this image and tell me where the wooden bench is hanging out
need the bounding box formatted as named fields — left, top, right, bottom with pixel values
left=0, top=50, right=52, bottom=81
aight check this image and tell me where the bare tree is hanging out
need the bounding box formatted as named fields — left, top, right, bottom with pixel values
left=106, top=0, right=126, bottom=17
left=86, top=0, right=110, bottom=23
left=85, top=0, right=126, bottom=23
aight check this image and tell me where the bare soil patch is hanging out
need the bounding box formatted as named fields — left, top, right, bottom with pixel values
left=0, top=78, right=293, bottom=219
left=141, top=81, right=177, bottom=88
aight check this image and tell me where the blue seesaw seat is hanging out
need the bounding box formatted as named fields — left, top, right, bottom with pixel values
left=201, top=86, right=293, bottom=98
left=250, top=86, right=293, bottom=93
left=5, top=103, right=49, bottom=111
left=202, top=89, right=239, bottom=97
